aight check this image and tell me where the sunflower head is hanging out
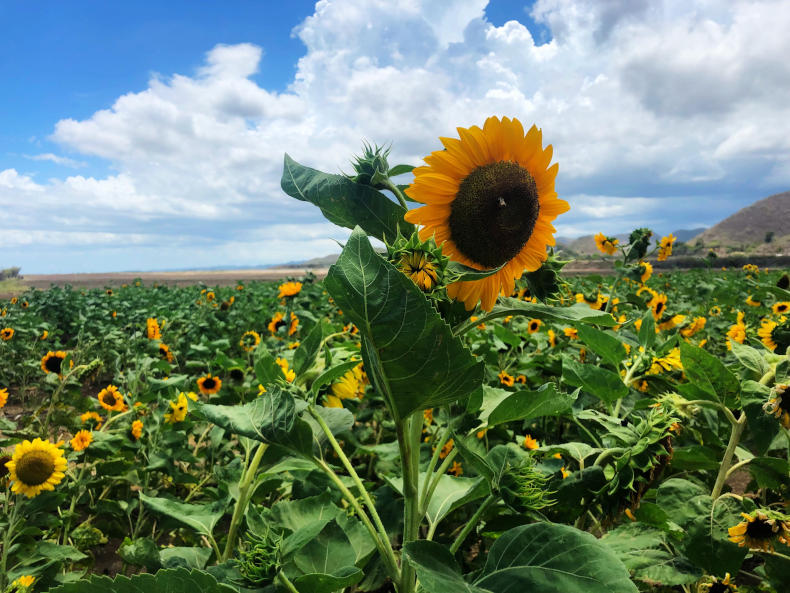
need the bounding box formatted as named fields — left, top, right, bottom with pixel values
left=6, top=438, right=68, bottom=498
left=197, top=374, right=222, bottom=395
left=70, top=430, right=92, bottom=452
left=727, top=510, right=786, bottom=552
left=594, top=232, right=619, bottom=256
left=278, top=282, right=303, bottom=299
left=240, top=330, right=261, bottom=352
left=777, top=273, right=790, bottom=290
left=40, top=350, right=67, bottom=375
left=773, top=301, right=790, bottom=315
left=764, top=384, right=790, bottom=429
left=0, top=327, right=14, bottom=341
left=404, top=116, right=568, bottom=311
left=759, top=318, right=790, bottom=354
left=388, top=232, right=448, bottom=293
left=97, top=385, right=125, bottom=412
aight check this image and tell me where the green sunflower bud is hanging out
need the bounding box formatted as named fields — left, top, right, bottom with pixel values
left=238, top=528, right=282, bottom=586
left=387, top=231, right=448, bottom=293
left=348, top=141, right=391, bottom=189
left=522, top=249, right=570, bottom=302
left=71, top=523, right=108, bottom=550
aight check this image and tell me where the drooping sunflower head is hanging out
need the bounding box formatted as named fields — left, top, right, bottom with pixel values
left=197, top=374, right=222, bottom=395
left=40, top=350, right=67, bottom=375
left=758, top=318, right=790, bottom=354
left=97, top=384, right=125, bottom=412
left=650, top=294, right=668, bottom=320
left=158, top=342, right=174, bottom=362
left=594, top=232, right=619, bottom=256
left=229, top=367, right=245, bottom=382
left=404, top=116, right=569, bottom=311
left=639, top=261, right=653, bottom=284
left=6, top=438, right=68, bottom=498
left=528, top=319, right=541, bottom=334
left=164, top=392, right=189, bottom=424
left=698, top=572, right=738, bottom=593
left=764, top=384, right=790, bottom=429
left=728, top=511, right=781, bottom=552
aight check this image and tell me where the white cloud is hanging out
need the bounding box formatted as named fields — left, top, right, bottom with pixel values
left=4, top=0, right=790, bottom=272
left=24, top=153, right=87, bottom=168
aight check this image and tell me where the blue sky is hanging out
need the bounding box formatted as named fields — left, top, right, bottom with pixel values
left=1, top=0, right=789, bottom=273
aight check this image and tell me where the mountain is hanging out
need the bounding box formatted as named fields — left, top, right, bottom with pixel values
left=671, top=228, right=706, bottom=243
left=690, top=190, right=790, bottom=254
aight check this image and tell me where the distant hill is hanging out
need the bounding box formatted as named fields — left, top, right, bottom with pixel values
left=672, top=228, right=706, bottom=243
left=690, top=190, right=790, bottom=254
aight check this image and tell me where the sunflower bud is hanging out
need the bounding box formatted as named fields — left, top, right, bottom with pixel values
left=521, top=250, right=570, bottom=302
left=387, top=232, right=448, bottom=293
left=348, top=141, right=391, bottom=189
left=238, top=528, right=282, bottom=585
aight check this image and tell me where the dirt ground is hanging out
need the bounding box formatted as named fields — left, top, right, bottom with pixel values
left=0, top=268, right=329, bottom=298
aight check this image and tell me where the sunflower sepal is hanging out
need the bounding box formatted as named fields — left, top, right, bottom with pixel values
left=521, top=250, right=571, bottom=302
left=386, top=230, right=449, bottom=293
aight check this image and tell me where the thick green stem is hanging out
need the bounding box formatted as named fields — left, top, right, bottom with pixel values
left=222, top=442, right=267, bottom=561
left=449, top=494, right=495, bottom=554
left=712, top=413, right=748, bottom=499
left=398, top=414, right=422, bottom=593
left=0, top=497, right=20, bottom=590
left=383, top=178, right=409, bottom=210
left=418, top=426, right=451, bottom=513
left=277, top=571, right=301, bottom=593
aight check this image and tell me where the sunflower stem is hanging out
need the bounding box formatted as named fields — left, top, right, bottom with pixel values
left=382, top=178, right=409, bottom=210
left=711, top=412, right=748, bottom=499
left=449, top=493, right=495, bottom=555
left=222, top=442, right=267, bottom=562
left=277, top=570, right=301, bottom=593
left=0, top=496, right=21, bottom=590
left=397, top=413, right=423, bottom=593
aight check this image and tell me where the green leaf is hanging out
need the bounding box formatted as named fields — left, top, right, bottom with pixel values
left=287, top=521, right=364, bottom=593
left=562, top=359, right=628, bottom=403
left=679, top=341, right=740, bottom=406
left=656, top=479, right=710, bottom=529
left=387, top=474, right=487, bottom=527
left=747, top=456, right=790, bottom=489
left=293, top=567, right=364, bottom=593
left=47, top=568, right=236, bottom=593
left=577, top=325, right=627, bottom=368
left=729, top=341, right=771, bottom=376
left=455, top=298, right=616, bottom=336
left=118, top=537, right=161, bottom=570
left=324, top=227, right=483, bottom=418
left=159, top=547, right=212, bottom=570
left=388, top=164, right=414, bottom=177
left=444, top=261, right=503, bottom=284
left=294, top=321, right=324, bottom=376
left=193, top=388, right=314, bottom=456
left=683, top=496, right=748, bottom=575
left=281, top=154, right=412, bottom=243
left=638, top=310, right=656, bottom=349
left=253, top=349, right=285, bottom=387
left=309, top=359, right=362, bottom=397
left=474, top=523, right=638, bottom=593
left=403, top=540, right=489, bottom=593
left=485, top=383, right=577, bottom=427
left=140, top=494, right=228, bottom=537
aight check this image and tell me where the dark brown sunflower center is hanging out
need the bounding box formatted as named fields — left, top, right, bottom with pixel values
left=230, top=369, right=244, bottom=381
left=655, top=302, right=665, bottom=315
left=778, top=394, right=790, bottom=414
left=448, top=161, right=540, bottom=268
left=16, top=450, right=55, bottom=486
left=45, top=355, right=63, bottom=373
left=203, top=378, right=216, bottom=390
left=773, top=325, right=790, bottom=354
left=709, top=583, right=731, bottom=593
left=745, top=518, right=774, bottom=539
left=102, top=391, right=118, bottom=406
left=274, top=320, right=287, bottom=331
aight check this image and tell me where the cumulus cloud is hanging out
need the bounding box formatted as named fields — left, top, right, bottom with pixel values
left=4, top=0, right=790, bottom=272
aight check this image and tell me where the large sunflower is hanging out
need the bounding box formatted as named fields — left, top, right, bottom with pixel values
left=5, top=438, right=68, bottom=498
left=758, top=318, right=789, bottom=354
left=728, top=511, right=784, bottom=552
left=40, top=350, right=67, bottom=375
left=404, top=116, right=569, bottom=311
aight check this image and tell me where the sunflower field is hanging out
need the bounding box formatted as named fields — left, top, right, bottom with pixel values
left=1, top=117, right=790, bottom=593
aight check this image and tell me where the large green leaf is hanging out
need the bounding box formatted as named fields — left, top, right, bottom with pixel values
left=387, top=474, right=487, bottom=527
left=562, top=359, right=628, bottom=403
left=324, top=227, right=483, bottom=418
left=193, top=388, right=314, bottom=456
left=474, top=523, right=638, bottom=593
left=48, top=568, right=236, bottom=593
left=485, top=383, right=577, bottom=427
left=403, top=541, right=488, bottom=593
left=288, top=521, right=364, bottom=593
left=281, top=154, right=412, bottom=243
left=679, top=341, right=740, bottom=406
left=577, top=325, right=627, bottom=368
left=454, top=298, right=616, bottom=336
left=294, top=321, right=324, bottom=376
left=140, top=494, right=228, bottom=537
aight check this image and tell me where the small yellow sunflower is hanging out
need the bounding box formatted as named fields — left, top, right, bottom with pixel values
left=527, top=318, right=541, bottom=334
left=648, top=347, right=683, bottom=375
left=268, top=312, right=299, bottom=336
left=131, top=419, right=143, bottom=440
left=698, top=572, right=738, bottom=593
left=658, top=314, right=686, bottom=332
left=680, top=316, right=706, bottom=338
left=523, top=434, right=539, bottom=450
left=70, top=430, right=92, bottom=452
left=40, top=351, right=67, bottom=375
left=197, top=374, right=221, bottom=395
left=97, top=385, right=125, bottom=412
left=594, top=232, right=619, bottom=256
left=158, top=342, right=174, bottom=362
left=146, top=318, right=161, bottom=340
left=763, top=384, right=790, bottom=429
left=657, top=234, right=676, bottom=261
left=547, top=328, right=557, bottom=347
left=639, top=261, right=653, bottom=283
left=404, top=116, right=569, bottom=311
left=563, top=327, right=578, bottom=339
left=650, top=293, right=668, bottom=320
left=6, top=438, right=68, bottom=498
left=164, top=392, right=189, bottom=424
left=239, top=330, right=261, bottom=352
left=1, top=327, right=15, bottom=341
left=278, top=281, right=303, bottom=298
left=745, top=295, right=762, bottom=307
left=398, top=251, right=439, bottom=291
left=275, top=358, right=296, bottom=383
left=773, top=301, right=790, bottom=315
left=498, top=370, right=515, bottom=387
left=80, top=410, right=103, bottom=429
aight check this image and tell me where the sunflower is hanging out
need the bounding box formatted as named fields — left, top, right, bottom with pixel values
left=146, top=318, right=161, bottom=340
left=594, top=232, right=619, bottom=255
left=158, top=342, right=174, bottom=362
left=547, top=328, right=557, bottom=347
left=1, top=327, right=14, bottom=341
left=278, top=281, right=303, bottom=298
left=275, top=358, right=296, bottom=383
left=164, top=392, right=189, bottom=424
left=398, top=251, right=440, bottom=291
left=70, top=430, right=92, bottom=452
left=728, top=511, right=782, bottom=552
left=268, top=312, right=299, bottom=336
left=639, top=261, right=653, bottom=283
left=40, top=350, right=67, bottom=375
left=763, top=384, right=790, bottom=429
left=331, top=366, right=366, bottom=401
left=97, top=385, right=125, bottom=412
left=131, top=419, right=143, bottom=440
left=680, top=316, right=706, bottom=338
left=404, top=116, right=569, bottom=311
left=9, top=297, right=18, bottom=304
left=498, top=371, right=515, bottom=387
left=106, top=289, right=113, bottom=296
left=772, top=301, right=790, bottom=315
left=563, top=327, right=578, bottom=339
left=12, top=576, right=35, bottom=589
left=650, top=293, right=668, bottom=320
left=758, top=318, right=789, bottom=354
left=527, top=318, right=541, bottom=334
left=197, top=374, right=222, bottom=395
left=5, top=438, right=67, bottom=498
left=523, top=434, right=539, bottom=450
left=80, top=410, right=103, bottom=429
left=0, top=387, right=8, bottom=408
left=657, top=234, right=676, bottom=261
left=657, top=314, right=686, bottom=332
left=647, top=347, right=683, bottom=375
left=709, top=305, right=722, bottom=316
left=239, top=330, right=261, bottom=352
left=698, top=572, right=738, bottom=593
